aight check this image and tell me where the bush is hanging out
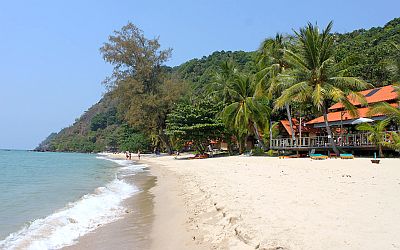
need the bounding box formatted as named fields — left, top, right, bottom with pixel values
left=252, top=147, right=265, bottom=156
left=266, top=149, right=278, bottom=157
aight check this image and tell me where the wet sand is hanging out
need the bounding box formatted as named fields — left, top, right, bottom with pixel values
left=66, top=154, right=400, bottom=249
left=65, top=156, right=201, bottom=250
left=64, top=169, right=156, bottom=250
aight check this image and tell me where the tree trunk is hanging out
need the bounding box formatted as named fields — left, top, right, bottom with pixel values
left=159, top=132, right=173, bottom=155
left=322, top=105, right=340, bottom=156
left=253, top=123, right=266, bottom=150
left=378, top=144, right=383, bottom=158
left=243, top=134, right=250, bottom=153
left=285, top=103, right=296, bottom=142
left=236, top=135, right=245, bottom=154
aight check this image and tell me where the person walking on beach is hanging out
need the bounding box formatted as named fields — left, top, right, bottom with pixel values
left=137, top=150, right=141, bottom=160
left=129, top=152, right=132, bottom=160
left=125, top=151, right=129, bottom=160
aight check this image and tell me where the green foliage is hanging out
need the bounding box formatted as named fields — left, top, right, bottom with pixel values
left=385, top=132, right=400, bottom=152
left=276, top=22, right=371, bottom=155
left=356, top=120, right=390, bottom=157
left=334, top=18, right=400, bottom=85
left=166, top=100, right=225, bottom=154
left=90, top=108, right=119, bottom=131
left=252, top=147, right=265, bottom=156
left=174, top=50, right=256, bottom=91
left=266, top=149, right=277, bottom=156
left=119, top=130, right=150, bottom=152
left=90, top=113, right=108, bottom=131
left=36, top=18, right=400, bottom=154
left=100, top=22, right=187, bottom=153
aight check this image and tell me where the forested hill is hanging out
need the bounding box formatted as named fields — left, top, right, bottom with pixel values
left=173, top=50, right=256, bottom=88
left=335, top=17, right=400, bottom=86
left=35, top=18, right=400, bottom=152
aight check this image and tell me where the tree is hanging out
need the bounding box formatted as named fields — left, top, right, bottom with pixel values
left=118, top=124, right=151, bottom=152
left=166, top=100, right=225, bottom=154
left=356, top=120, right=390, bottom=157
left=221, top=73, right=271, bottom=153
left=100, top=22, right=186, bottom=154
left=276, top=22, right=370, bottom=155
left=207, top=61, right=237, bottom=105
left=385, top=132, right=400, bottom=152
left=256, top=34, right=296, bottom=141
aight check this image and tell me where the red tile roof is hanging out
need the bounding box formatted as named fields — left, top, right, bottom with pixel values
left=329, top=85, right=398, bottom=110
left=281, top=119, right=319, bottom=135
left=307, top=103, right=398, bottom=125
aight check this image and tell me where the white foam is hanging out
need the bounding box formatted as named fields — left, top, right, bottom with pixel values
left=0, top=179, right=137, bottom=250
left=96, top=156, right=148, bottom=175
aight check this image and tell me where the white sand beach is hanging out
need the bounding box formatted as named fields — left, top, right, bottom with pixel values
left=142, top=156, right=400, bottom=250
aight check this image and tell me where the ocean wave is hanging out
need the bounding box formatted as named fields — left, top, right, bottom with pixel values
left=0, top=179, right=138, bottom=250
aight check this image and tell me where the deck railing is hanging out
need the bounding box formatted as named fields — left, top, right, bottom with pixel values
left=270, top=131, right=399, bottom=150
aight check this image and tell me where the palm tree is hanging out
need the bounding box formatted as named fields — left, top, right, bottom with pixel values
left=221, top=73, right=271, bottom=153
left=356, top=120, right=390, bottom=157
left=275, top=22, right=370, bottom=155
left=385, top=132, right=400, bottom=152
left=207, top=61, right=237, bottom=105
left=387, top=42, right=400, bottom=80
left=256, top=34, right=296, bottom=141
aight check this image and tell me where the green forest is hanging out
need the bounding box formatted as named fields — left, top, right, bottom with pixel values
left=36, top=18, right=400, bottom=154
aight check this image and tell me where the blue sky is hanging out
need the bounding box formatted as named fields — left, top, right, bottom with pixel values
left=0, top=0, right=399, bottom=149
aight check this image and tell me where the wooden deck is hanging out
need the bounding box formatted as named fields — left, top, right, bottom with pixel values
left=270, top=131, right=398, bottom=151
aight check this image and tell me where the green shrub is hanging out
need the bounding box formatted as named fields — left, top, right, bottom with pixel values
left=266, top=149, right=277, bottom=157
left=252, top=147, right=265, bottom=156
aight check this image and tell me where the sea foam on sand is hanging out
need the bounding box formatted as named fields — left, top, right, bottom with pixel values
left=0, top=157, right=141, bottom=250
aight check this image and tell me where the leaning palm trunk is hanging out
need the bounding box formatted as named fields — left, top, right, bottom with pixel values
left=285, top=103, right=296, bottom=142
left=322, top=106, right=340, bottom=155
left=253, top=123, right=266, bottom=150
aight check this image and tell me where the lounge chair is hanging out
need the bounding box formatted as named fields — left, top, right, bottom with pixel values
left=340, top=153, right=354, bottom=159
left=329, top=153, right=338, bottom=159
left=310, top=153, right=328, bottom=160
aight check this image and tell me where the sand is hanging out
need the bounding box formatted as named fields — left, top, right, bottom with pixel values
left=64, top=154, right=201, bottom=250
left=141, top=155, right=400, bottom=250
left=65, top=154, right=400, bottom=249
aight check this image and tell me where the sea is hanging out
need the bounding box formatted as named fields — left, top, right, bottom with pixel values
left=0, top=150, right=146, bottom=249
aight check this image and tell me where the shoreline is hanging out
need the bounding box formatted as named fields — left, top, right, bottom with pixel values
left=63, top=165, right=156, bottom=250
left=65, top=154, right=202, bottom=250
left=65, top=154, right=400, bottom=249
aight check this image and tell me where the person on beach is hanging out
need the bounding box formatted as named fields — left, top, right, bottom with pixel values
left=129, top=152, right=132, bottom=160
left=125, top=151, right=129, bottom=160
left=137, top=150, right=141, bottom=160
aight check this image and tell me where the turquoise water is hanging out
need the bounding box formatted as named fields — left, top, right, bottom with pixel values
left=0, top=150, right=142, bottom=249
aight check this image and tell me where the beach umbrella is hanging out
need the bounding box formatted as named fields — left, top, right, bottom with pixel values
left=351, top=117, right=375, bottom=125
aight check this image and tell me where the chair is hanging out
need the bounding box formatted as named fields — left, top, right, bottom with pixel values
left=340, top=153, right=354, bottom=159
left=310, top=153, right=328, bottom=160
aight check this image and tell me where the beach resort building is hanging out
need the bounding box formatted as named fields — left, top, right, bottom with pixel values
left=271, top=85, right=399, bottom=154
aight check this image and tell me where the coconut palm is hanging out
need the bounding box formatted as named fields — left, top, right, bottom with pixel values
left=369, top=101, right=400, bottom=125
left=221, top=73, right=271, bottom=153
left=207, top=61, right=237, bottom=105
left=387, top=42, right=400, bottom=80
left=356, top=120, right=390, bottom=157
left=385, top=132, right=400, bottom=152
left=256, top=34, right=296, bottom=141
left=275, top=22, right=370, bottom=155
